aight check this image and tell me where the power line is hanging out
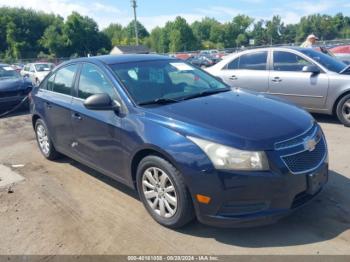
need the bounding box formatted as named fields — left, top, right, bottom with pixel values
left=131, top=0, right=139, bottom=46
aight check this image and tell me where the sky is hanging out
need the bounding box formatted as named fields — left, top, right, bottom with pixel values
left=0, top=0, right=350, bottom=31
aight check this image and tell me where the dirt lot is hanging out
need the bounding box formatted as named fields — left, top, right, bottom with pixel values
left=0, top=111, right=349, bottom=255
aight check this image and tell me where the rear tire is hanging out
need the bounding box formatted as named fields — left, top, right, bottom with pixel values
left=35, top=118, right=60, bottom=160
left=336, top=94, right=350, bottom=127
left=136, top=155, right=195, bottom=228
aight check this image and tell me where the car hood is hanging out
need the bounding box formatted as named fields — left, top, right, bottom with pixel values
left=144, top=90, right=314, bottom=150
left=0, top=78, right=31, bottom=92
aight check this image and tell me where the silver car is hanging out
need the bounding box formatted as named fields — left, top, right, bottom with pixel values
left=207, top=47, right=350, bottom=126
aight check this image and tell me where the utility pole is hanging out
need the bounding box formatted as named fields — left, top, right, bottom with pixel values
left=131, top=0, right=139, bottom=46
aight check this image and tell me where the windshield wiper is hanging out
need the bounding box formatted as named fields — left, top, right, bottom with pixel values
left=138, top=97, right=180, bottom=106
left=340, top=65, right=350, bottom=74
left=181, top=88, right=231, bottom=101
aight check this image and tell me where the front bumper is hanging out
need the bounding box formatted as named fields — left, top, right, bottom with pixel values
left=192, top=162, right=328, bottom=228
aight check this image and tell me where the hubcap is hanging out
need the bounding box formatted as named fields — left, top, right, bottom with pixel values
left=342, top=99, right=350, bottom=121
left=36, top=124, right=50, bottom=155
left=142, top=167, right=177, bottom=218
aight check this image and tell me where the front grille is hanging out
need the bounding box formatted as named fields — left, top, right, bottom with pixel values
left=282, top=138, right=326, bottom=174
left=275, top=124, right=317, bottom=150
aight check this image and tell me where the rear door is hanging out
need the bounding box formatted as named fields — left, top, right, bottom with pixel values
left=70, top=63, right=125, bottom=180
left=269, top=50, right=329, bottom=109
left=38, top=64, right=78, bottom=153
left=219, top=51, right=270, bottom=92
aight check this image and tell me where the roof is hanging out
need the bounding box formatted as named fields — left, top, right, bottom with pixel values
left=70, top=54, right=175, bottom=65
left=111, top=45, right=150, bottom=54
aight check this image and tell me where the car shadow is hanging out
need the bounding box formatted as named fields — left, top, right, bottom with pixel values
left=176, top=170, right=350, bottom=247
left=312, top=113, right=342, bottom=125
left=52, top=156, right=350, bottom=248
left=55, top=157, right=139, bottom=200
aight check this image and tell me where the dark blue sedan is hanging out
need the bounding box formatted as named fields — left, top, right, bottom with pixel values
left=30, top=55, right=328, bottom=228
left=0, top=64, right=32, bottom=110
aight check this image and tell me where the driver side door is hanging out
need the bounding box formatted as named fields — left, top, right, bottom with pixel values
left=71, top=63, right=126, bottom=181
left=268, top=50, right=329, bottom=110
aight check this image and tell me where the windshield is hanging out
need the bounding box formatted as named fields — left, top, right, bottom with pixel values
left=0, top=66, right=20, bottom=80
left=109, top=59, right=229, bottom=105
left=35, top=63, right=53, bottom=72
left=299, top=49, right=348, bottom=73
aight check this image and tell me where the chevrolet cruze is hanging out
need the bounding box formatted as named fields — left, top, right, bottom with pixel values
left=30, top=55, right=328, bottom=228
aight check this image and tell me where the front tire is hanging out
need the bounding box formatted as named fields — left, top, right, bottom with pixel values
left=35, top=119, right=60, bottom=160
left=336, top=94, right=350, bottom=127
left=136, top=155, right=195, bottom=228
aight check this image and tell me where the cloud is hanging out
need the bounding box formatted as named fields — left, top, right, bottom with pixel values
left=0, top=0, right=124, bottom=29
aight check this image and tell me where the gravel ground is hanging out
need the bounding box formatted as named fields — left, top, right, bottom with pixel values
left=0, top=111, right=349, bottom=255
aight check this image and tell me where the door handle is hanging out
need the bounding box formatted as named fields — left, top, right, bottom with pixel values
left=72, top=112, right=82, bottom=121
left=271, top=77, right=282, bottom=83
left=45, top=102, right=52, bottom=109
left=229, top=75, right=238, bottom=80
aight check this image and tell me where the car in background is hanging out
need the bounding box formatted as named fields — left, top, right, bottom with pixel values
left=20, top=62, right=54, bottom=86
left=207, top=47, right=350, bottom=126
left=329, top=45, right=350, bottom=65
left=11, top=63, right=24, bottom=73
left=186, top=55, right=215, bottom=68
left=0, top=63, right=33, bottom=110
left=31, top=54, right=328, bottom=228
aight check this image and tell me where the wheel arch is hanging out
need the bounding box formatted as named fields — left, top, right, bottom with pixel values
left=333, top=89, right=350, bottom=115
left=32, top=114, right=41, bottom=129
left=130, top=146, right=181, bottom=188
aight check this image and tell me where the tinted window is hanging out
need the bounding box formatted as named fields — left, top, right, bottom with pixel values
left=273, top=51, right=313, bottom=72
left=227, top=52, right=267, bottom=70
left=0, top=66, right=20, bottom=79
left=52, top=64, right=77, bottom=95
left=227, top=58, right=239, bottom=69
left=299, top=48, right=348, bottom=73
left=78, top=63, right=117, bottom=100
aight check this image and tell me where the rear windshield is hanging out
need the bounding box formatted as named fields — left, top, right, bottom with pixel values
left=35, top=63, right=53, bottom=72
left=0, top=66, right=20, bottom=79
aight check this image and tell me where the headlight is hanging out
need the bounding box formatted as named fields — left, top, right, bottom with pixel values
left=188, top=136, right=269, bottom=171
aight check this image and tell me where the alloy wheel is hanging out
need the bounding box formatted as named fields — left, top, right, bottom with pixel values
left=342, top=99, right=350, bottom=121
left=36, top=124, right=50, bottom=155
left=142, top=167, right=178, bottom=218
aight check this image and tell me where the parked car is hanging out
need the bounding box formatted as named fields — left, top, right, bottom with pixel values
left=0, top=63, right=32, bottom=110
left=186, top=55, right=215, bottom=68
left=31, top=55, right=328, bottom=228
left=20, top=62, right=54, bottom=86
left=207, top=47, right=350, bottom=126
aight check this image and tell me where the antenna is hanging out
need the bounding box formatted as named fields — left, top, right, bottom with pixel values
left=131, top=0, right=139, bottom=46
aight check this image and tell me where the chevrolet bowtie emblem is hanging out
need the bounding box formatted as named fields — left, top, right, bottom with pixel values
left=304, top=137, right=317, bottom=152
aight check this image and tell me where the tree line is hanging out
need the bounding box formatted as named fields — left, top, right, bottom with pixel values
left=1, top=7, right=350, bottom=62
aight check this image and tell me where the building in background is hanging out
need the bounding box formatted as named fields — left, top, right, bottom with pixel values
left=110, top=45, right=150, bottom=55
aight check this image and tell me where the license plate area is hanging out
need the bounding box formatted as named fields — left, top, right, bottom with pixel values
left=306, top=170, right=328, bottom=195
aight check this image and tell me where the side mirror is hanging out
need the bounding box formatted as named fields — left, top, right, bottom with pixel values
left=83, top=93, right=120, bottom=112
left=302, top=65, right=320, bottom=74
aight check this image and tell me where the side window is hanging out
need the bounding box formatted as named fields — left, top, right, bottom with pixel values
left=273, top=51, right=314, bottom=72
left=24, top=65, right=30, bottom=72
left=52, top=64, right=77, bottom=95
left=78, top=63, right=117, bottom=100
left=226, top=52, right=268, bottom=70
left=227, top=58, right=239, bottom=69
left=30, top=65, right=35, bottom=72
left=238, top=52, right=268, bottom=70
